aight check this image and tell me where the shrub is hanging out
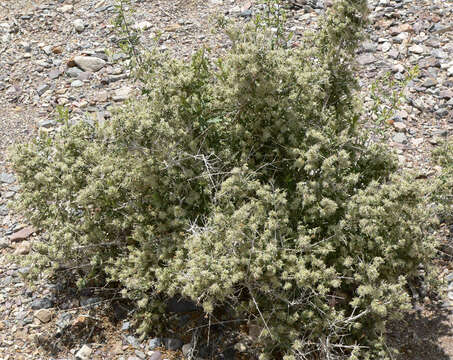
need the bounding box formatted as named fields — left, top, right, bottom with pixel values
left=433, top=139, right=453, bottom=226
left=11, top=0, right=440, bottom=358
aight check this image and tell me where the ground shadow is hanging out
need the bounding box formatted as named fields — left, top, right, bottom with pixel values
left=387, top=306, right=453, bottom=360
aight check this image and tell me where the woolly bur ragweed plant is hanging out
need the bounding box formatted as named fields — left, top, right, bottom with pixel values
left=11, top=0, right=442, bottom=358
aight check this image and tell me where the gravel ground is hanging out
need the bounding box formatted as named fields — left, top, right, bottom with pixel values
left=0, top=0, right=452, bottom=359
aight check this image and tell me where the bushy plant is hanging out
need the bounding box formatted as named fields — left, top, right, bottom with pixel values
left=11, top=0, right=440, bottom=358
left=433, top=138, right=453, bottom=225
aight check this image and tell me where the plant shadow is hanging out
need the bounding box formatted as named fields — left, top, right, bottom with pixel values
left=387, top=306, right=453, bottom=360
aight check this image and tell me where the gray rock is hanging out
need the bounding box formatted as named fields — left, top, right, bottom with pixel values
left=3, top=191, right=15, bottom=199
left=433, top=129, right=448, bottom=138
left=48, top=69, right=61, bottom=79
left=0, top=205, right=8, bottom=216
left=392, top=133, right=407, bottom=144
left=66, top=67, right=84, bottom=78
left=387, top=48, right=399, bottom=59
left=422, top=78, right=437, bottom=88
left=362, top=42, right=377, bottom=53
left=95, top=4, right=114, bottom=12
left=149, top=352, right=163, bottom=360
left=419, top=57, right=440, bottom=69
left=37, top=84, right=50, bottom=96
left=357, top=53, right=376, bottom=66
left=148, top=337, right=162, bottom=350
left=134, top=349, right=146, bottom=359
left=56, top=312, right=72, bottom=329
left=182, top=343, right=192, bottom=357
left=446, top=272, right=453, bottom=282
left=163, top=337, right=183, bottom=351
left=18, top=267, right=30, bottom=276
left=439, top=89, right=453, bottom=99
left=0, top=173, right=16, bottom=184
left=441, top=300, right=453, bottom=308
left=435, top=108, right=449, bottom=117
left=15, top=310, right=28, bottom=321
left=121, top=321, right=130, bottom=331
left=38, top=120, right=56, bottom=128
left=74, top=55, right=106, bottom=72
left=75, top=344, right=92, bottom=360
left=240, top=9, right=252, bottom=17
left=125, top=335, right=140, bottom=348
left=112, top=52, right=128, bottom=61
left=92, top=52, right=108, bottom=62
left=77, top=72, right=92, bottom=81
left=31, top=297, right=54, bottom=310
left=80, top=296, right=100, bottom=306
left=0, top=238, right=9, bottom=249
left=432, top=48, right=447, bottom=59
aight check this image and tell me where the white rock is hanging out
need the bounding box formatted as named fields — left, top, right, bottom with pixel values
left=408, top=44, right=424, bottom=54
left=392, top=64, right=405, bottom=73
left=381, top=42, right=392, bottom=52
left=394, top=32, right=409, bottom=42
left=13, top=241, right=31, bottom=255
left=357, top=53, right=376, bottom=66
left=59, top=4, right=73, bottom=13
left=112, top=86, right=133, bottom=101
left=392, top=121, right=406, bottom=132
left=75, top=345, right=92, bottom=360
left=74, top=56, right=106, bottom=72
left=133, top=21, right=152, bottom=31
left=234, top=342, right=247, bottom=352
left=392, top=133, right=407, bottom=144
left=73, top=19, right=85, bottom=33
left=182, top=344, right=192, bottom=357
left=71, top=80, right=84, bottom=88
left=412, top=138, right=424, bottom=147
left=95, top=0, right=106, bottom=9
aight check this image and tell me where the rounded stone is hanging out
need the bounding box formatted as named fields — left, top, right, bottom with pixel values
left=73, top=19, right=85, bottom=33
left=71, top=80, right=84, bottom=88
left=73, top=55, right=106, bottom=72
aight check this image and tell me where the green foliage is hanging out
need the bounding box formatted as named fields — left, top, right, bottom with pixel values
left=10, top=0, right=441, bottom=358
left=368, top=66, right=418, bottom=136
left=433, top=138, right=453, bottom=224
